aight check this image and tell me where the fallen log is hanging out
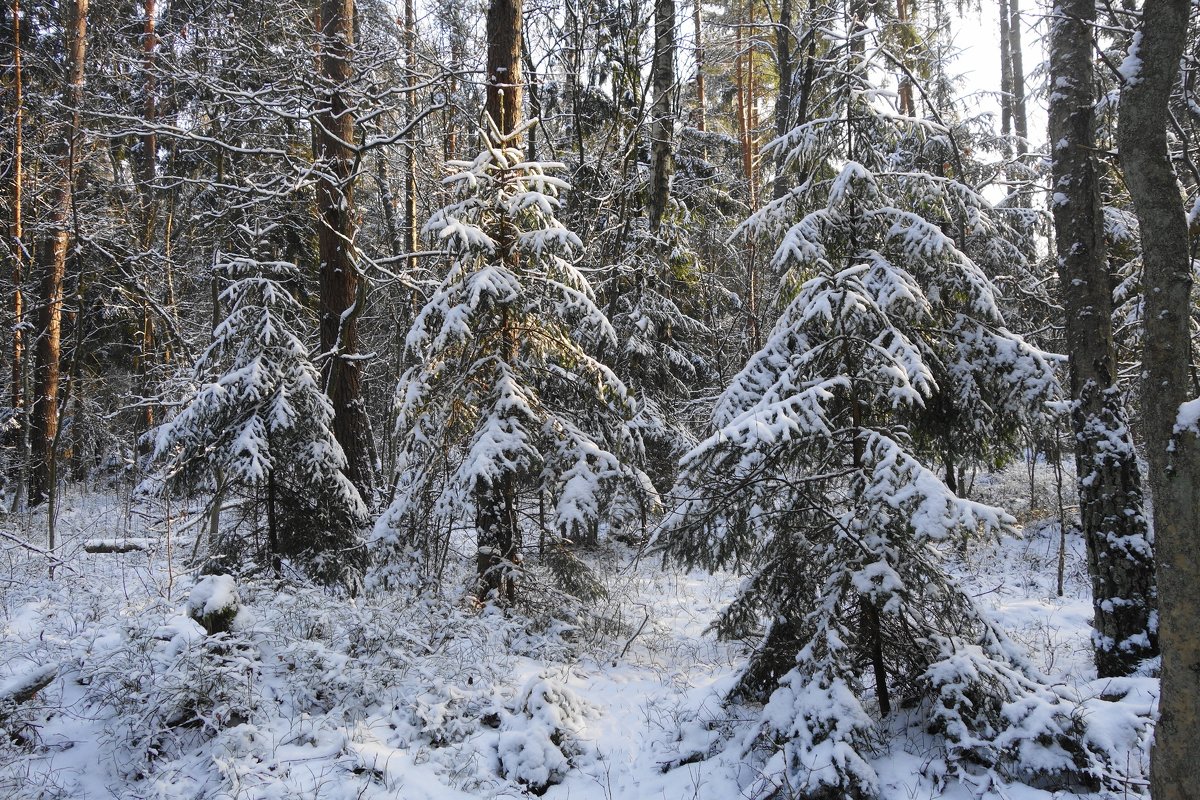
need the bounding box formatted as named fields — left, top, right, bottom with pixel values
left=83, top=538, right=158, bottom=554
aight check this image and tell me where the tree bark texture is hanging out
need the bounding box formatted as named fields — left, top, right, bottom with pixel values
left=137, top=0, right=157, bottom=198
left=1007, top=0, right=1028, bottom=153
left=1118, top=1, right=1200, bottom=796
left=692, top=0, right=706, bottom=133
left=475, top=0, right=525, bottom=605
left=403, top=0, right=417, bottom=260
left=1048, top=0, right=1157, bottom=678
left=6, top=0, right=24, bottom=451
left=30, top=0, right=87, bottom=505
left=772, top=0, right=794, bottom=199
left=314, top=0, right=374, bottom=497
left=999, top=0, right=1013, bottom=139
left=485, top=0, right=522, bottom=138
left=648, top=0, right=675, bottom=232
left=475, top=474, right=519, bottom=606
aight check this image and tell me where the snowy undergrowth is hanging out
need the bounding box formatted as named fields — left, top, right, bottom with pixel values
left=0, top=464, right=1154, bottom=799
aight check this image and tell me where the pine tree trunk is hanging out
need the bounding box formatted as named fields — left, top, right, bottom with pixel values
left=691, top=0, right=706, bottom=133
left=772, top=0, right=793, bottom=199
left=403, top=0, right=417, bottom=263
left=6, top=0, right=24, bottom=482
left=475, top=473, right=519, bottom=604
left=1117, top=1, right=1200, bottom=794
left=313, top=0, right=374, bottom=498
left=477, top=0, right=524, bottom=606
left=735, top=0, right=760, bottom=353
left=1048, top=0, right=1156, bottom=678
left=133, top=0, right=159, bottom=435
left=484, top=0, right=522, bottom=138
left=30, top=0, right=88, bottom=506
left=138, top=0, right=157, bottom=199
left=648, top=0, right=675, bottom=232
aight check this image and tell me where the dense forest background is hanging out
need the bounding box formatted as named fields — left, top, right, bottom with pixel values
left=0, top=0, right=1198, bottom=797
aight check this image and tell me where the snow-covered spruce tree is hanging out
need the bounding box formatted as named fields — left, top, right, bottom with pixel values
left=590, top=210, right=720, bottom=497
left=151, top=241, right=368, bottom=587
left=656, top=56, right=1120, bottom=799
left=376, top=119, right=650, bottom=605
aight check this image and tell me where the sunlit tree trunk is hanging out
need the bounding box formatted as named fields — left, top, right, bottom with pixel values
left=692, top=0, right=706, bottom=133
left=484, top=0, right=522, bottom=137
left=6, top=0, right=25, bottom=499
left=772, top=0, right=793, bottom=199
left=30, top=0, right=88, bottom=506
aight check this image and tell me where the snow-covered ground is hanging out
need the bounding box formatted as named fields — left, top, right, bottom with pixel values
left=0, top=463, right=1154, bottom=799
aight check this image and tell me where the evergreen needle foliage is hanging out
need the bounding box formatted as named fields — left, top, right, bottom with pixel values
left=376, top=119, right=653, bottom=604
left=149, top=241, right=368, bottom=587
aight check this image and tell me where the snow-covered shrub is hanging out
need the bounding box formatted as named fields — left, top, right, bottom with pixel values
left=81, top=607, right=262, bottom=775
left=495, top=674, right=595, bottom=793
left=376, top=118, right=652, bottom=605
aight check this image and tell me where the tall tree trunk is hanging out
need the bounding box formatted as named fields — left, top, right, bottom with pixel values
left=1007, top=0, right=1028, bottom=155
left=6, top=0, right=24, bottom=482
left=476, top=0, right=524, bottom=606
left=138, top=0, right=157, bottom=198
left=521, top=34, right=542, bottom=160
left=648, top=0, right=675, bottom=232
left=735, top=0, right=760, bottom=353
left=772, top=0, right=793, bottom=199
left=134, top=0, right=158, bottom=436
left=692, top=0, right=706, bottom=133
left=484, top=0, right=522, bottom=138
left=313, top=0, right=374, bottom=498
left=1118, top=1, right=1199, bottom=795
left=894, top=0, right=914, bottom=116
left=30, top=0, right=88, bottom=506
left=403, top=0, right=417, bottom=263
left=1048, top=0, right=1157, bottom=678
left=998, top=0, right=1012, bottom=141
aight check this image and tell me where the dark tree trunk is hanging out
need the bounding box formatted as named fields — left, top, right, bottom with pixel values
left=648, top=0, right=675, bottom=232
left=403, top=0, right=417, bottom=262
left=475, top=474, right=519, bottom=605
left=998, top=0, right=1012, bottom=140
left=1007, top=0, right=1028, bottom=154
left=1118, top=0, right=1200, bottom=795
left=894, top=0, right=913, bottom=116
left=30, top=0, right=87, bottom=506
left=476, top=0, right=524, bottom=606
left=313, top=0, right=374, bottom=498
left=1048, top=0, right=1156, bottom=678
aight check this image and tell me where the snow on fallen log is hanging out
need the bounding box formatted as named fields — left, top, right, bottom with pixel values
left=0, top=663, right=58, bottom=711
left=83, top=538, right=159, bottom=554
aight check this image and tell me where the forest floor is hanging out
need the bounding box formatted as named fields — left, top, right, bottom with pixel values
left=0, top=461, right=1155, bottom=800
